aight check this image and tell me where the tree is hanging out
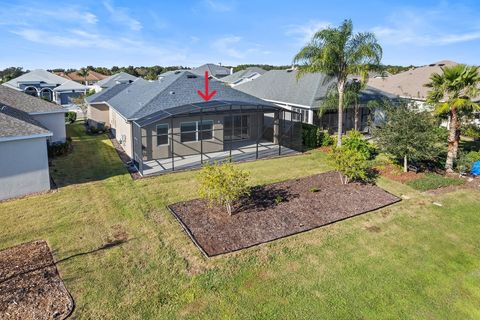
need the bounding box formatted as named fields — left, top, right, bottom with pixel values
left=293, top=19, right=382, bottom=146
left=77, top=68, right=90, bottom=85
left=372, top=104, right=446, bottom=172
left=197, top=161, right=250, bottom=215
left=72, top=94, right=88, bottom=119
left=320, top=79, right=367, bottom=131
left=0, top=67, right=26, bottom=83
left=426, top=64, right=480, bottom=172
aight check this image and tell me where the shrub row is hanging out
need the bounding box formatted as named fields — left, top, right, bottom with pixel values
left=302, top=123, right=334, bottom=149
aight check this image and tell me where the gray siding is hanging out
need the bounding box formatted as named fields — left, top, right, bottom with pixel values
left=0, top=137, right=50, bottom=201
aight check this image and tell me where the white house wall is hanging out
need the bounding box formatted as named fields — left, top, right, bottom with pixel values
left=0, top=137, right=51, bottom=201
left=110, top=108, right=133, bottom=157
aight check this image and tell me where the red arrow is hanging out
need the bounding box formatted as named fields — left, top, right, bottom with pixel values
left=197, top=71, right=217, bottom=101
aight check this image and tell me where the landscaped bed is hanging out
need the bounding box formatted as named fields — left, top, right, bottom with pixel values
left=169, top=171, right=401, bottom=257
left=0, top=240, right=73, bottom=320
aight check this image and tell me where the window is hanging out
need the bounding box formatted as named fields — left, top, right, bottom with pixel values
left=156, top=124, right=169, bottom=146
left=292, top=108, right=309, bottom=123
left=180, top=120, right=214, bottom=142
left=199, top=120, right=213, bottom=140
left=224, top=115, right=250, bottom=141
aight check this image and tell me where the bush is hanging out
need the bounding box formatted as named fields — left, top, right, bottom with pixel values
left=331, top=147, right=370, bottom=184
left=197, top=161, right=250, bottom=215
left=48, top=138, right=72, bottom=157
left=457, top=150, right=480, bottom=172
left=65, top=111, right=77, bottom=124
left=462, top=124, right=480, bottom=140
left=406, top=173, right=463, bottom=191
left=341, top=130, right=376, bottom=160
left=301, top=123, right=332, bottom=148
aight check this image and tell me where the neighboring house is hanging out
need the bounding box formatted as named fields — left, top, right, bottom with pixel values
left=158, top=69, right=190, bottom=80
left=3, top=69, right=88, bottom=106
left=235, top=69, right=392, bottom=132
left=86, top=71, right=301, bottom=176
left=55, top=70, right=108, bottom=86
left=0, top=86, right=66, bottom=200
left=92, top=72, right=138, bottom=92
left=368, top=60, right=459, bottom=111
left=191, top=64, right=233, bottom=79
left=220, top=67, right=266, bottom=87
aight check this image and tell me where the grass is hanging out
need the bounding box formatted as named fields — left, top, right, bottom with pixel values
left=406, top=172, right=464, bottom=191
left=1, top=121, right=480, bottom=319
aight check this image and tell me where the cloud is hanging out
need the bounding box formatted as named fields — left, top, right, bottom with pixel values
left=212, top=36, right=244, bottom=59
left=372, top=5, right=480, bottom=46
left=211, top=35, right=271, bottom=62
left=103, top=0, right=142, bottom=31
left=204, top=0, right=236, bottom=12
left=285, top=20, right=331, bottom=44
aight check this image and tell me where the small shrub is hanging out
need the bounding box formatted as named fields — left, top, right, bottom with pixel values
left=331, top=147, right=370, bottom=184
left=48, top=138, right=72, bottom=157
left=309, top=187, right=319, bottom=193
left=462, top=124, right=480, bottom=140
left=406, top=173, right=463, bottom=191
left=65, top=111, right=77, bottom=124
left=342, top=130, right=376, bottom=160
left=274, top=194, right=284, bottom=205
left=456, top=150, right=480, bottom=172
left=197, top=161, right=250, bottom=215
left=320, top=132, right=334, bottom=146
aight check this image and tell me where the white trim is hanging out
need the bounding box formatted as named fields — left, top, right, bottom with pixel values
left=263, top=98, right=312, bottom=109
left=0, top=132, right=52, bottom=143
left=28, top=109, right=66, bottom=115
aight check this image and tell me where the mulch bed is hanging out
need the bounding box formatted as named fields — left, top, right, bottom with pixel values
left=0, top=241, right=74, bottom=320
left=107, top=131, right=141, bottom=180
left=169, top=171, right=401, bottom=257
left=376, top=164, right=424, bottom=183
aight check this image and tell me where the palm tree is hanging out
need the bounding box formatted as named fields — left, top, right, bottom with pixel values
left=77, top=68, right=90, bottom=85
left=293, top=19, right=382, bottom=146
left=426, top=64, right=480, bottom=172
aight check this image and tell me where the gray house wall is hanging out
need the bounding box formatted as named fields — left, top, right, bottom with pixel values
left=0, top=137, right=51, bottom=201
left=140, top=112, right=264, bottom=160
left=31, top=112, right=67, bottom=143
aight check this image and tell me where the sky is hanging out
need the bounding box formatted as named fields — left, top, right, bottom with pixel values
left=0, top=0, right=479, bottom=69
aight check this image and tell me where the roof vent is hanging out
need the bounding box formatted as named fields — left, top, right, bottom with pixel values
left=187, top=74, right=197, bottom=79
left=174, top=70, right=182, bottom=74
left=429, top=63, right=436, bottom=67
left=286, top=69, right=293, bottom=72
left=438, top=63, right=445, bottom=66
left=169, top=91, right=175, bottom=95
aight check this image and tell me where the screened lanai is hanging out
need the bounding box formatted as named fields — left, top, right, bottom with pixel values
left=132, top=100, right=302, bottom=176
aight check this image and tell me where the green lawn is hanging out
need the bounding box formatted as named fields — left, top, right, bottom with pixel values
left=1, top=122, right=480, bottom=319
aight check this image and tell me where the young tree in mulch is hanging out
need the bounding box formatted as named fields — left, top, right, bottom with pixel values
left=372, top=104, right=446, bottom=172
left=330, top=130, right=375, bottom=184
left=197, top=161, right=250, bottom=215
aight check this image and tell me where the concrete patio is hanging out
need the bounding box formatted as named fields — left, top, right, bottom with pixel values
left=141, top=141, right=297, bottom=175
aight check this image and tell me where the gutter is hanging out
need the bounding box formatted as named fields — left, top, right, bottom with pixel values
left=0, top=132, right=52, bottom=143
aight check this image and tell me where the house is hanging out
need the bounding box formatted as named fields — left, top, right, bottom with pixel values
left=2, top=69, right=88, bottom=106
left=0, top=86, right=66, bottom=200
left=220, top=67, right=266, bottom=86
left=91, top=72, right=138, bottom=92
left=368, top=60, right=459, bottom=111
left=235, top=69, right=393, bottom=132
left=55, top=70, right=108, bottom=86
left=86, top=71, right=301, bottom=176
left=191, top=64, right=233, bottom=79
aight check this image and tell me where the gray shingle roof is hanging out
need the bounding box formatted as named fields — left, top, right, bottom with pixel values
left=0, top=85, right=63, bottom=113
left=95, top=72, right=138, bottom=89
left=235, top=70, right=336, bottom=107
left=87, top=71, right=277, bottom=121
left=3, top=69, right=69, bottom=89
left=86, top=82, right=133, bottom=104
left=235, top=69, right=395, bottom=107
left=220, top=67, right=266, bottom=84
left=191, top=64, right=231, bottom=78
left=53, top=80, right=88, bottom=91
left=0, top=104, right=50, bottom=139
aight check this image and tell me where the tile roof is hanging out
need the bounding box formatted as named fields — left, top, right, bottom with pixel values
left=54, top=70, right=108, bottom=82
left=220, top=67, right=266, bottom=84
left=0, top=85, right=63, bottom=113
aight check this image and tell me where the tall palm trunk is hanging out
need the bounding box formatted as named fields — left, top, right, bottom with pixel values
left=445, top=107, right=459, bottom=172
left=354, top=97, right=359, bottom=131
left=337, top=80, right=345, bottom=146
